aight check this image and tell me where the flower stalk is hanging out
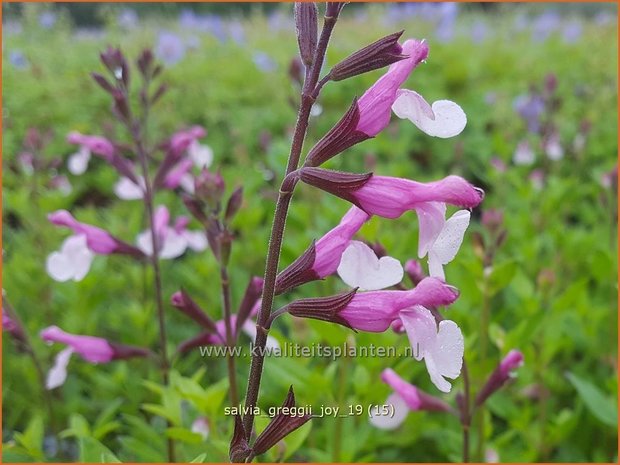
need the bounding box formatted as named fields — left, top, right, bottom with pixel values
left=241, top=6, right=341, bottom=440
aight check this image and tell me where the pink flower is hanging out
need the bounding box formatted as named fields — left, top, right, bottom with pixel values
left=339, top=277, right=459, bottom=332
left=370, top=368, right=451, bottom=429
left=313, top=206, right=370, bottom=277
left=476, top=350, right=524, bottom=405
left=48, top=210, right=138, bottom=256
left=399, top=306, right=464, bottom=392
left=299, top=168, right=484, bottom=221
left=40, top=325, right=149, bottom=389
left=67, top=132, right=115, bottom=161
left=352, top=175, right=483, bottom=219
left=136, top=206, right=207, bottom=259
left=275, top=206, right=370, bottom=294
left=169, top=126, right=207, bottom=158
left=3, top=308, right=25, bottom=343
left=162, top=158, right=194, bottom=190
left=357, top=39, right=429, bottom=136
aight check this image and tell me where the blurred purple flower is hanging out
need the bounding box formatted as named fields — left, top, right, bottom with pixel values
left=490, top=157, right=507, bottom=173
left=594, top=11, right=613, bottom=26
left=562, top=20, right=582, bottom=44
left=513, top=93, right=545, bottom=133
left=228, top=20, right=246, bottom=45
left=471, top=20, right=488, bottom=44
left=39, top=11, right=57, bottom=29
left=253, top=52, right=277, bottom=73
left=118, top=9, right=138, bottom=29
left=9, top=50, right=29, bottom=69
left=155, top=31, right=186, bottom=66
left=435, top=3, right=458, bottom=43
left=532, top=11, right=560, bottom=42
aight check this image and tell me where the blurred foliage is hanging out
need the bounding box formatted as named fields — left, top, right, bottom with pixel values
left=2, top=2, right=618, bottom=463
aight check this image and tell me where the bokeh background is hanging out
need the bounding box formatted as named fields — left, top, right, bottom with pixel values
left=2, top=2, right=618, bottom=463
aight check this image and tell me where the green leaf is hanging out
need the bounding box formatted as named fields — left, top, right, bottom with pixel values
left=78, top=437, right=122, bottom=463
left=566, top=372, right=618, bottom=427
left=190, top=452, right=208, bottom=463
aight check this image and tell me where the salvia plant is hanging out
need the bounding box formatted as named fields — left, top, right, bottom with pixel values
left=3, top=3, right=529, bottom=463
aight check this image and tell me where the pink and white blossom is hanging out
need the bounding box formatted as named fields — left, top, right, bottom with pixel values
left=312, top=206, right=371, bottom=277
left=352, top=175, right=483, bottom=219
left=370, top=368, right=451, bottom=429
left=339, top=277, right=459, bottom=332
left=40, top=325, right=149, bottom=389
left=356, top=39, right=429, bottom=136
left=136, top=206, right=207, bottom=259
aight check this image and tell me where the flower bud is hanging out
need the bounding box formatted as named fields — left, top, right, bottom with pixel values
left=329, top=31, right=406, bottom=82
left=294, top=3, right=318, bottom=66
left=286, top=288, right=358, bottom=329
left=304, top=98, right=371, bottom=167
left=137, top=49, right=154, bottom=78
left=251, top=387, right=312, bottom=457
left=326, top=2, right=346, bottom=18
left=229, top=415, right=252, bottom=463
left=171, top=289, right=217, bottom=333
left=195, top=169, right=226, bottom=206
left=225, top=187, right=244, bottom=223
left=235, top=276, right=264, bottom=333
left=275, top=240, right=320, bottom=295
left=182, top=194, right=209, bottom=225
left=475, top=350, right=524, bottom=406
left=91, top=73, right=115, bottom=94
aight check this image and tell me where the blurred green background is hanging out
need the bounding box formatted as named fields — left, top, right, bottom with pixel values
left=2, top=2, right=618, bottom=463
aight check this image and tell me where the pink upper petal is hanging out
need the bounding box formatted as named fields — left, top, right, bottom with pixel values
left=356, top=40, right=429, bottom=136
left=40, top=326, right=114, bottom=363
left=353, top=175, right=483, bottom=219
left=313, top=206, right=371, bottom=277
left=163, top=158, right=194, bottom=189
left=170, top=126, right=207, bottom=157
left=381, top=368, right=422, bottom=410
left=67, top=132, right=115, bottom=161
left=48, top=210, right=119, bottom=254
left=499, top=350, right=524, bottom=377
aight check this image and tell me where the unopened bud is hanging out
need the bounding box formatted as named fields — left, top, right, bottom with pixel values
left=229, top=415, right=252, bottom=463
left=286, top=289, right=357, bottom=329
left=476, top=350, right=524, bottom=406
left=91, top=73, right=116, bottom=94
left=195, top=169, right=226, bottom=206
left=171, top=289, right=217, bottom=333
left=137, top=49, right=154, bottom=77
left=235, top=276, right=264, bottom=333
left=294, top=2, right=318, bottom=66
left=252, top=387, right=312, bottom=457
left=182, top=194, right=209, bottom=225
left=289, top=57, right=304, bottom=86
left=329, top=31, right=406, bottom=82
left=225, top=187, right=243, bottom=223
left=481, top=209, right=504, bottom=235
left=305, top=98, right=370, bottom=167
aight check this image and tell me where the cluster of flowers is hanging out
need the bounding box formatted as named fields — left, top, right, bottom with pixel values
left=250, top=28, right=524, bottom=431
left=46, top=125, right=211, bottom=282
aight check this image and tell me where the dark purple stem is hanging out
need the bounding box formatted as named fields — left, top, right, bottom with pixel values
left=241, top=12, right=339, bottom=441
